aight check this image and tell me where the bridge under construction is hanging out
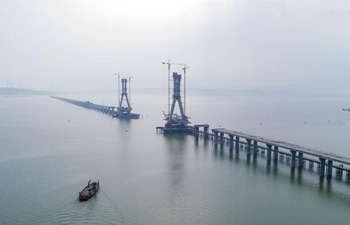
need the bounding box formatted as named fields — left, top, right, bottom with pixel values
left=51, top=75, right=139, bottom=119
left=156, top=61, right=191, bottom=134
left=155, top=61, right=350, bottom=180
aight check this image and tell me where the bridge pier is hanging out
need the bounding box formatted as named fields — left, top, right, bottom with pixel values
left=214, top=131, right=219, bottom=144
left=319, top=158, right=326, bottom=177
left=247, top=139, right=252, bottom=154
left=196, top=125, right=209, bottom=141
left=327, top=160, right=333, bottom=177
left=220, top=132, right=224, bottom=145
left=204, top=127, right=208, bottom=139
left=336, top=168, right=344, bottom=178
left=260, top=147, right=265, bottom=155
left=253, top=141, right=258, bottom=153
left=273, top=146, right=279, bottom=161
left=298, top=152, right=304, bottom=167
left=309, top=161, right=314, bottom=169
left=291, top=150, right=296, bottom=167
left=194, top=127, right=199, bottom=141
left=266, top=144, right=272, bottom=161
left=279, top=154, right=285, bottom=161
left=209, top=128, right=350, bottom=180
left=229, top=135, right=234, bottom=149
left=235, top=137, right=240, bottom=151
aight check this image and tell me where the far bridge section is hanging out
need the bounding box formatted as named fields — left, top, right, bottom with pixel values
left=50, top=96, right=139, bottom=119
left=212, top=128, right=350, bottom=178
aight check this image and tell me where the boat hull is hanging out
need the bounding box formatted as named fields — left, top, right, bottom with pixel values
left=79, top=182, right=100, bottom=201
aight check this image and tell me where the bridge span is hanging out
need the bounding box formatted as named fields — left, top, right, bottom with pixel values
left=211, top=128, right=350, bottom=178
left=51, top=96, right=139, bottom=119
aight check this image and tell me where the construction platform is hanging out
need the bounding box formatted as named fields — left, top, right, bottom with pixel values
left=156, top=126, right=193, bottom=134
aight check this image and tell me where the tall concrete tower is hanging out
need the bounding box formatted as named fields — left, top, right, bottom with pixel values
left=118, top=78, right=131, bottom=113
left=165, top=72, right=189, bottom=127
left=114, top=78, right=139, bottom=119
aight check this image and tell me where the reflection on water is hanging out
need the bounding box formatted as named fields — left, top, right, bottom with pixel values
left=207, top=136, right=350, bottom=209
left=2, top=94, right=350, bottom=225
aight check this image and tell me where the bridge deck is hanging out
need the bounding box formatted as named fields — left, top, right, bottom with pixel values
left=212, top=128, right=350, bottom=166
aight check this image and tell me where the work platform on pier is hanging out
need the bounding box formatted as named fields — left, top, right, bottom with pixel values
left=212, top=128, right=350, bottom=177
left=156, top=126, right=193, bottom=134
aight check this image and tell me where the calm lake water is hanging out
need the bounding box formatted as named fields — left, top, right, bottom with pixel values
left=1, top=92, right=350, bottom=225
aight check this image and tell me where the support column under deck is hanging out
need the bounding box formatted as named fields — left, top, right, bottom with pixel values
left=214, top=131, right=219, bottom=144
left=266, top=144, right=272, bottom=161
left=235, top=137, right=240, bottom=151
left=194, top=127, right=199, bottom=141
left=319, top=158, right=326, bottom=177
left=220, top=132, right=224, bottom=145
left=247, top=139, right=252, bottom=154
left=291, top=150, right=296, bottom=168
left=273, top=146, right=279, bottom=160
left=229, top=135, right=234, bottom=150
left=298, top=152, right=304, bottom=167
left=253, top=141, right=258, bottom=153
left=327, top=160, right=333, bottom=177
left=204, top=127, right=208, bottom=139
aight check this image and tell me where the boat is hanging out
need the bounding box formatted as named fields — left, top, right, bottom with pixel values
left=79, top=180, right=99, bottom=201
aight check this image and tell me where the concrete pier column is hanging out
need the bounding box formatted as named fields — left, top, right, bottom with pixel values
left=214, top=131, right=219, bottom=144
left=229, top=135, right=234, bottom=149
left=266, top=144, right=272, bottom=161
left=220, top=132, right=224, bottom=145
left=253, top=141, right=258, bottom=153
left=319, top=158, right=326, bottom=177
left=246, top=139, right=252, bottom=154
left=291, top=150, right=296, bottom=168
left=336, top=168, right=344, bottom=178
left=273, top=146, right=279, bottom=160
left=346, top=171, right=350, bottom=180
left=327, top=160, right=333, bottom=177
left=260, top=148, right=265, bottom=155
left=309, top=161, right=314, bottom=169
left=194, top=127, right=199, bottom=141
left=235, top=137, right=240, bottom=151
left=204, top=127, right=208, bottom=139
left=298, top=152, right=304, bottom=167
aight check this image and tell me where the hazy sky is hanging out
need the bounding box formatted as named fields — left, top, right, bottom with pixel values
left=1, top=0, right=349, bottom=93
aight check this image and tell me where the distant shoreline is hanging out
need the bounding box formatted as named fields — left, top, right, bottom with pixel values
left=0, top=87, right=51, bottom=95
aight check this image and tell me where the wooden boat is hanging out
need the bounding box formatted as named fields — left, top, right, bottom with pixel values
left=79, top=180, right=99, bottom=201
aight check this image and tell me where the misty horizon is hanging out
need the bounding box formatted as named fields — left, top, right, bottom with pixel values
left=1, top=0, right=350, bottom=94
